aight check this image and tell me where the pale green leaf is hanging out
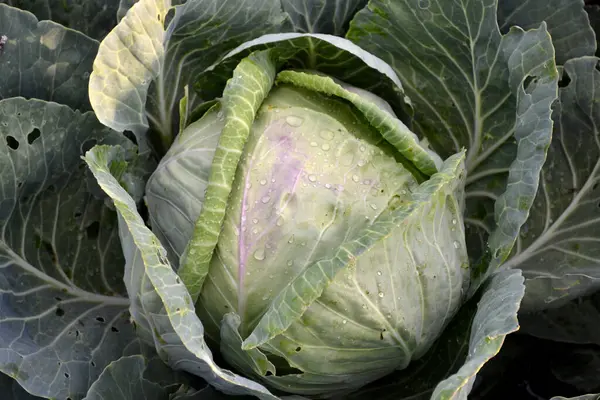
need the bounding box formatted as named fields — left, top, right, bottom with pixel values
left=145, top=103, right=223, bottom=266
left=342, top=270, right=524, bottom=400
left=0, top=98, right=139, bottom=400
left=178, top=51, right=277, bottom=302
left=84, top=145, right=280, bottom=400
left=243, top=151, right=466, bottom=349
left=0, top=4, right=98, bottom=110
left=276, top=70, right=440, bottom=175
left=431, top=269, right=525, bottom=399
left=88, top=0, right=169, bottom=146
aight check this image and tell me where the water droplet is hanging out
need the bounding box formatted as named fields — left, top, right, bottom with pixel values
left=320, top=130, right=334, bottom=140
left=370, top=204, right=378, bottom=210
left=352, top=175, right=360, bottom=183
left=286, top=116, right=304, bottom=127
left=321, top=143, right=330, bottom=151
left=310, top=141, right=318, bottom=147
left=357, top=159, right=366, bottom=167
left=453, top=241, right=460, bottom=249
left=359, top=145, right=366, bottom=152
left=252, top=227, right=259, bottom=234
left=308, top=174, right=317, bottom=182
left=276, top=216, right=284, bottom=226
left=418, top=0, right=430, bottom=9
left=245, top=182, right=252, bottom=189
left=325, top=183, right=332, bottom=189
left=274, top=108, right=280, bottom=113
left=271, top=178, right=276, bottom=183
left=259, top=179, right=267, bottom=185
left=363, top=179, right=371, bottom=185
left=452, top=218, right=457, bottom=225
left=361, top=304, right=367, bottom=309
left=288, top=235, right=295, bottom=244
left=252, top=218, right=258, bottom=224
left=342, top=319, right=347, bottom=324
left=377, top=271, right=382, bottom=276
left=262, top=294, right=270, bottom=300
left=378, top=292, right=384, bottom=298
left=341, top=150, right=354, bottom=166
left=254, top=248, right=266, bottom=261
left=261, top=195, right=271, bottom=204
left=287, top=260, right=294, bottom=266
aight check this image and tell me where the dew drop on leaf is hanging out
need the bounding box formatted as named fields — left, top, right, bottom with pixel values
left=253, top=247, right=266, bottom=261
left=286, top=116, right=304, bottom=127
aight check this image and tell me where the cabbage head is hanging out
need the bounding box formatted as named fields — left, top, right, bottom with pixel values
left=80, top=1, right=560, bottom=398
left=145, top=64, right=468, bottom=395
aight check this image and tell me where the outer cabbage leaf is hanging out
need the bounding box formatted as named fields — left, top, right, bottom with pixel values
left=519, top=289, right=600, bottom=345
left=2, top=0, right=121, bottom=41
left=552, top=396, right=600, bottom=400
left=339, top=269, right=524, bottom=400
left=89, top=0, right=287, bottom=151
left=550, top=347, right=600, bottom=393
left=82, top=352, right=208, bottom=400
left=280, top=0, right=367, bottom=35
left=497, top=0, right=596, bottom=64
left=502, top=57, right=600, bottom=310
left=84, top=145, right=280, bottom=400
left=0, top=372, right=42, bottom=400
left=347, top=0, right=559, bottom=291
left=0, top=98, right=140, bottom=400
left=0, top=4, right=98, bottom=111
left=83, top=355, right=168, bottom=400
left=194, top=32, right=413, bottom=127
left=145, top=104, right=223, bottom=266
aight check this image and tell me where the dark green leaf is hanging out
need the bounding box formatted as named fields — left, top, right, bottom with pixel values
left=2, top=0, right=120, bottom=41
left=0, top=98, right=138, bottom=400
left=83, top=355, right=168, bottom=400
left=280, top=0, right=367, bottom=35
left=0, top=4, right=98, bottom=110
left=498, top=0, right=596, bottom=64
left=503, top=57, right=600, bottom=310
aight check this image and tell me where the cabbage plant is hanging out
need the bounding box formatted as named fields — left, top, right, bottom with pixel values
left=2, top=0, right=600, bottom=399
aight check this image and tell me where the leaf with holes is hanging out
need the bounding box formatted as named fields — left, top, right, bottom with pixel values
left=503, top=57, right=600, bottom=311
left=0, top=98, right=142, bottom=400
